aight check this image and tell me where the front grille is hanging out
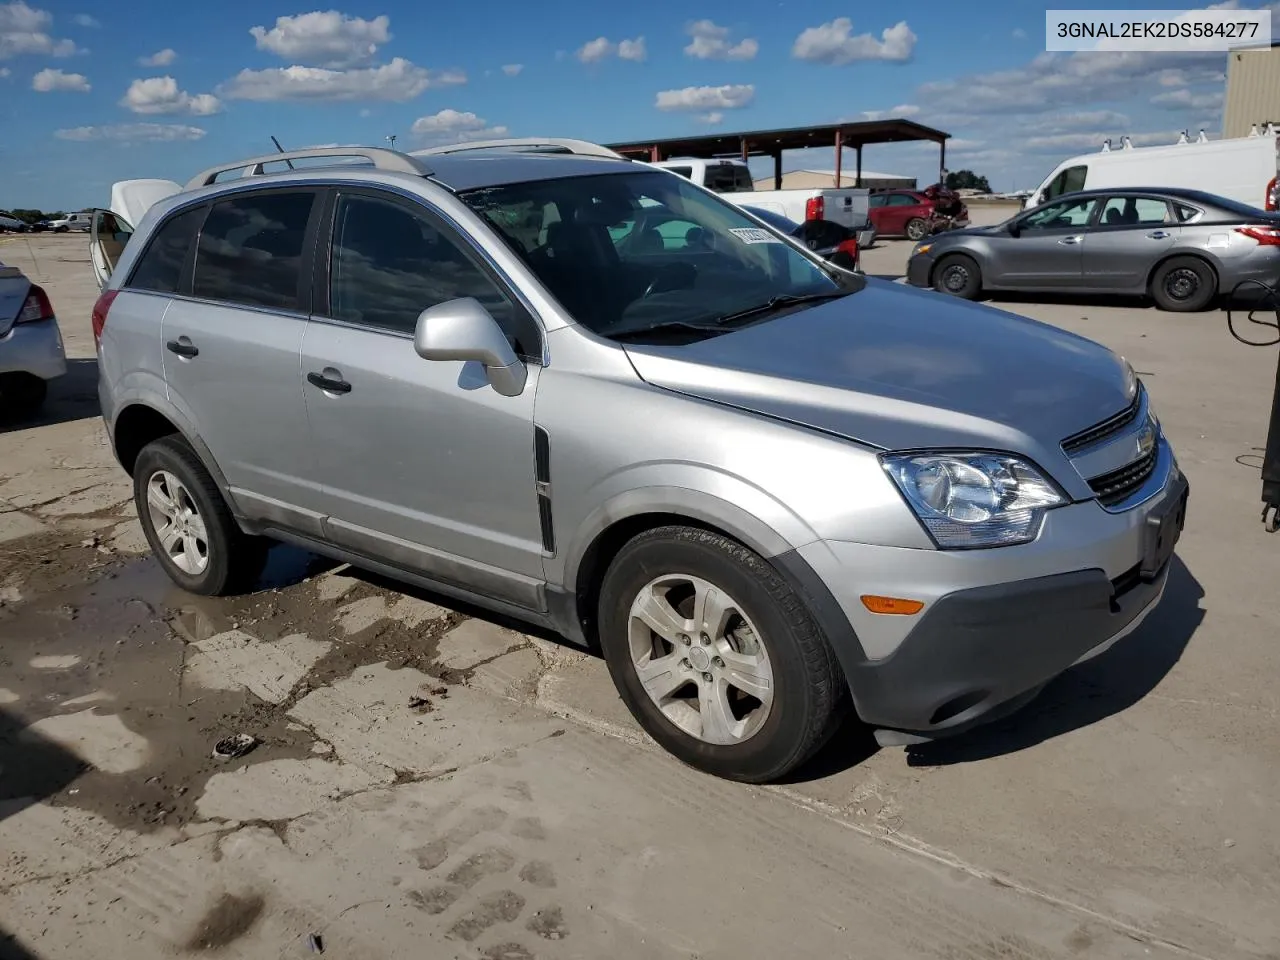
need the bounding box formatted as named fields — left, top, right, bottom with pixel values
left=1062, top=388, right=1143, bottom=455
left=1088, top=446, right=1157, bottom=506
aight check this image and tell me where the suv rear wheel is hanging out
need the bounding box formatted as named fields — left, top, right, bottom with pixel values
left=598, top=526, right=846, bottom=782
left=133, top=436, right=268, bottom=596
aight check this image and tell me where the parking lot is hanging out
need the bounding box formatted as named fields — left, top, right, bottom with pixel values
left=2, top=226, right=1278, bottom=959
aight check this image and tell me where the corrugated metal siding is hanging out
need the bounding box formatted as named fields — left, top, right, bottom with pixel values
left=1223, top=46, right=1280, bottom=139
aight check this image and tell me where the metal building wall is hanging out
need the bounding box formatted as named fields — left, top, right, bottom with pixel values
left=1223, top=44, right=1280, bottom=139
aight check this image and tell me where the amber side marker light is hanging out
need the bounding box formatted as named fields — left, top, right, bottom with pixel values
left=860, top=595, right=925, bottom=615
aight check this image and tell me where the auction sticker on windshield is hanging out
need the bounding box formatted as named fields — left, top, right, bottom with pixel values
left=729, top=227, right=783, bottom=244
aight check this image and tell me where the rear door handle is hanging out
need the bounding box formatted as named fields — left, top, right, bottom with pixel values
left=307, top=371, right=352, bottom=395
left=1057, top=235, right=1082, bottom=245
left=166, top=338, right=198, bottom=358
left=1147, top=230, right=1171, bottom=239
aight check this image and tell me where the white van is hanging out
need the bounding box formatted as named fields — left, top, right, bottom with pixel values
left=1027, top=129, right=1279, bottom=211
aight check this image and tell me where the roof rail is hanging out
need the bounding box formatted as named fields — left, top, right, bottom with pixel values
left=185, top=146, right=431, bottom=190
left=408, top=137, right=626, bottom=160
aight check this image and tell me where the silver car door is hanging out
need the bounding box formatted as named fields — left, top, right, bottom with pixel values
left=162, top=189, right=328, bottom=533
left=1080, top=195, right=1179, bottom=290
left=301, top=188, right=546, bottom=609
left=990, top=197, right=1098, bottom=288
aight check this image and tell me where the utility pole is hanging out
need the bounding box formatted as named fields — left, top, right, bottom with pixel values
left=385, top=134, right=398, bottom=150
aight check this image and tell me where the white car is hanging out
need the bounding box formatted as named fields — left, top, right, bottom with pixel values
left=0, top=260, right=67, bottom=418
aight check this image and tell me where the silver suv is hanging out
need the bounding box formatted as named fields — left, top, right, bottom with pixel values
left=94, top=140, right=1188, bottom=782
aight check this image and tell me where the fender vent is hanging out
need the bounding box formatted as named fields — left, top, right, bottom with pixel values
left=534, top=426, right=554, bottom=554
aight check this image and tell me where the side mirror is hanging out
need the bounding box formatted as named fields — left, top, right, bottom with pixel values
left=413, top=297, right=527, bottom=397
left=1007, top=220, right=1021, bottom=238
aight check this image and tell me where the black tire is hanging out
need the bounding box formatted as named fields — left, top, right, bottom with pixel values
left=0, top=373, right=48, bottom=420
left=905, top=218, right=929, bottom=241
left=932, top=254, right=982, bottom=299
left=597, top=525, right=847, bottom=783
left=1150, top=256, right=1217, bottom=312
left=133, top=435, right=268, bottom=596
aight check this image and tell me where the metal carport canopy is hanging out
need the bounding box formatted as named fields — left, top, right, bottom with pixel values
left=606, top=118, right=952, bottom=190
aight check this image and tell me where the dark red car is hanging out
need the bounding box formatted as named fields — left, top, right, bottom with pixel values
left=868, top=186, right=969, bottom=241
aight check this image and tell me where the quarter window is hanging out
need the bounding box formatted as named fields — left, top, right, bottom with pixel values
left=328, top=193, right=535, bottom=355
left=192, top=191, right=316, bottom=311
left=128, top=207, right=204, bottom=294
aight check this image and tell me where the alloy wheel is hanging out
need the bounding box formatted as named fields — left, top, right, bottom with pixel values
left=627, top=574, right=774, bottom=745
left=145, top=470, right=210, bottom=575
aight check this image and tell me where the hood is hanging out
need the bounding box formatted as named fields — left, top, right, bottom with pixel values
left=622, top=279, right=1132, bottom=455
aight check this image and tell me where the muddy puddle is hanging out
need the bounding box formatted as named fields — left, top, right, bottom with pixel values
left=0, top=535, right=469, bottom=832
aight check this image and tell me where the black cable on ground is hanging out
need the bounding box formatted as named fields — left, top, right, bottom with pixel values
left=1226, top=278, right=1280, bottom=347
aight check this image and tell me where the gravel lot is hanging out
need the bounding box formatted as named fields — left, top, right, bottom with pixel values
left=1, top=228, right=1277, bottom=960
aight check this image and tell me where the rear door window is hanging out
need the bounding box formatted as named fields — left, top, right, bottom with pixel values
left=192, top=191, right=317, bottom=311
left=128, top=206, right=205, bottom=294
left=1097, top=196, right=1172, bottom=227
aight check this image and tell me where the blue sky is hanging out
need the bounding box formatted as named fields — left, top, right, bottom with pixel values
left=0, top=0, right=1274, bottom=211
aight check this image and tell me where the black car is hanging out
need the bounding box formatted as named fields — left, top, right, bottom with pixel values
left=740, top=206, right=861, bottom=271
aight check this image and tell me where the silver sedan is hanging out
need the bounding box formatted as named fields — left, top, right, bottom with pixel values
left=906, top=187, right=1280, bottom=312
left=0, top=259, right=67, bottom=419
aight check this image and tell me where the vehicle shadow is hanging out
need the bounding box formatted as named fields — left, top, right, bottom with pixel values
left=0, top=357, right=100, bottom=434
left=0, top=706, right=89, bottom=823
left=0, top=930, right=42, bottom=960
left=784, top=556, right=1204, bottom=780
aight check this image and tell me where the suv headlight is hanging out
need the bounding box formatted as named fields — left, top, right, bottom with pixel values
left=881, top=452, right=1066, bottom=548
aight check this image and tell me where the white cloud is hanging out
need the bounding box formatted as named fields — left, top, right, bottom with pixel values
left=0, top=1, right=80, bottom=59
left=411, top=108, right=509, bottom=142
left=1151, top=87, right=1225, bottom=111
left=71, top=13, right=98, bottom=27
left=1012, top=27, right=1027, bottom=40
left=575, top=35, right=646, bottom=63
left=0, top=65, right=8, bottom=77
left=31, top=66, right=88, bottom=91
left=501, top=63, right=523, bottom=76
left=698, top=111, right=724, bottom=125
left=220, top=58, right=465, bottom=102
left=792, top=18, right=916, bottom=64
left=55, top=122, right=206, bottom=142
left=250, top=11, right=391, bottom=68
left=121, top=76, right=221, bottom=115
left=861, top=103, right=921, bottom=121
left=684, top=20, right=758, bottom=61
left=618, top=37, right=646, bottom=62
left=139, top=48, right=176, bottom=67
left=655, top=83, right=755, bottom=112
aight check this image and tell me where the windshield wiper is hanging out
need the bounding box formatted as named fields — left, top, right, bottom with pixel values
left=713, top=291, right=851, bottom=327
left=609, top=319, right=729, bottom=342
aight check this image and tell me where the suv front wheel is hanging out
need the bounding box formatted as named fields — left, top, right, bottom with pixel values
left=133, top=436, right=268, bottom=596
left=598, top=526, right=846, bottom=782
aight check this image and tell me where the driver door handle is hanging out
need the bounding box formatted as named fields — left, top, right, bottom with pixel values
left=307, top=371, right=352, bottom=395
left=1057, top=235, right=1082, bottom=245
left=1147, top=230, right=1171, bottom=239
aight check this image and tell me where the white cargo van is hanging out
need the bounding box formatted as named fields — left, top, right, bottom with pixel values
left=648, top=158, right=872, bottom=236
left=1027, top=128, right=1280, bottom=211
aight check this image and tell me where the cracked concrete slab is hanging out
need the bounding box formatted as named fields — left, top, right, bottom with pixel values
left=0, top=510, right=47, bottom=543
left=184, top=631, right=332, bottom=705
left=196, top=758, right=391, bottom=822
left=287, top=662, right=562, bottom=780
left=435, top=619, right=524, bottom=671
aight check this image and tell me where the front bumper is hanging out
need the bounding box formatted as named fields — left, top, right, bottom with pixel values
left=0, top=317, right=67, bottom=380
left=791, top=452, right=1188, bottom=740
left=905, top=254, right=933, bottom=287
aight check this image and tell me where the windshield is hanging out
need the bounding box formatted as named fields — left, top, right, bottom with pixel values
left=460, top=170, right=848, bottom=341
